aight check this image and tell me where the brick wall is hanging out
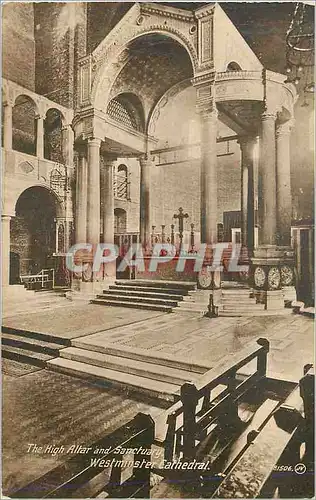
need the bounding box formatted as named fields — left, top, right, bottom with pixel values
left=34, top=3, right=87, bottom=108
left=2, top=3, right=35, bottom=90
left=86, top=3, right=132, bottom=53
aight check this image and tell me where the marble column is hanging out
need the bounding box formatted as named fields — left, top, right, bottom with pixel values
left=3, top=102, right=13, bottom=150
left=276, top=120, right=292, bottom=247
left=101, top=157, right=115, bottom=245
left=86, top=138, right=101, bottom=246
left=239, top=137, right=256, bottom=251
left=200, top=108, right=218, bottom=244
left=75, top=149, right=88, bottom=244
left=139, top=155, right=152, bottom=247
left=2, top=215, right=11, bottom=286
left=258, top=110, right=277, bottom=246
left=36, top=114, right=44, bottom=158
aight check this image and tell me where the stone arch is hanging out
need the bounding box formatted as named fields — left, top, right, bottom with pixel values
left=12, top=94, right=38, bottom=156
left=12, top=183, right=64, bottom=219
left=11, top=186, right=61, bottom=275
left=92, top=27, right=197, bottom=112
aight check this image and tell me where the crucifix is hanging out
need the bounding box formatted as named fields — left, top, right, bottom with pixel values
left=173, top=207, right=189, bottom=247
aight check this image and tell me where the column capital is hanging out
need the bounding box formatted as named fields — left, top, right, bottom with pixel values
left=101, top=155, right=117, bottom=168
left=35, top=112, right=46, bottom=121
left=261, top=109, right=277, bottom=122
left=276, top=119, right=295, bottom=137
left=2, top=213, right=14, bottom=221
left=237, top=135, right=258, bottom=148
left=3, top=98, right=14, bottom=108
left=139, top=154, right=155, bottom=166
left=75, top=144, right=87, bottom=160
left=199, top=105, right=218, bottom=122
left=87, top=137, right=102, bottom=147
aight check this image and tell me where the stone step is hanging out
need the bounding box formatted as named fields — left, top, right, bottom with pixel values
left=222, top=304, right=265, bottom=311
left=222, top=290, right=252, bottom=296
left=116, top=280, right=196, bottom=290
left=72, top=341, right=209, bottom=374
left=219, top=310, right=267, bottom=317
left=1, top=332, right=66, bottom=356
left=2, top=326, right=71, bottom=346
left=47, top=357, right=180, bottom=404
left=90, top=298, right=173, bottom=312
left=102, top=289, right=184, bottom=301
left=60, top=347, right=198, bottom=386
left=221, top=297, right=256, bottom=304
left=95, top=293, right=178, bottom=307
left=2, top=344, right=54, bottom=367
left=109, top=284, right=191, bottom=296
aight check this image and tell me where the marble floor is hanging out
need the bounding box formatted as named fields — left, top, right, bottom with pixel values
left=2, top=303, right=163, bottom=339
left=74, top=312, right=314, bottom=382
left=2, top=368, right=163, bottom=496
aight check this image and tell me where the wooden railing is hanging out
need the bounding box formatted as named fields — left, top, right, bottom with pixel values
left=20, top=268, right=55, bottom=290
left=156, top=338, right=270, bottom=463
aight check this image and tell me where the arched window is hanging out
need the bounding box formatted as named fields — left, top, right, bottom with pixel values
left=44, top=108, right=63, bottom=163
left=226, top=61, right=242, bottom=71
left=114, top=208, right=127, bottom=233
left=12, top=95, right=37, bottom=155
left=107, top=93, right=144, bottom=132
left=115, top=164, right=129, bottom=199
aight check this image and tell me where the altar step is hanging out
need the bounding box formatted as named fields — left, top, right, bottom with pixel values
left=219, top=286, right=266, bottom=317
left=47, top=344, right=208, bottom=405
left=1, top=327, right=67, bottom=367
left=90, top=280, right=197, bottom=312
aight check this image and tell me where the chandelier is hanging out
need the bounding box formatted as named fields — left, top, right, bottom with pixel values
left=285, top=2, right=314, bottom=103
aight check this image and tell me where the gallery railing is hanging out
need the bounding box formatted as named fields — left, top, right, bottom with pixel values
left=20, top=268, right=55, bottom=290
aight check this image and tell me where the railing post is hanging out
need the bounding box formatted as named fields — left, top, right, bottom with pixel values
left=52, top=268, right=55, bottom=289
left=181, top=382, right=199, bottom=461
left=165, top=412, right=177, bottom=461
left=256, top=338, right=269, bottom=376
left=41, top=270, right=44, bottom=289
left=132, top=413, right=155, bottom=498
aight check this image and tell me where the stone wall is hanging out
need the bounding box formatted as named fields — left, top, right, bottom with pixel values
left=2, top=3, right=35, bottom=90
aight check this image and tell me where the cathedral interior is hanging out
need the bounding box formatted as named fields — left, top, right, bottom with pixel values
left=1, top=2, right=315, bottom=499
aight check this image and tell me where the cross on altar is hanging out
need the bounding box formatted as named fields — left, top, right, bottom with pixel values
left=173, top=207, right=189, bottom=246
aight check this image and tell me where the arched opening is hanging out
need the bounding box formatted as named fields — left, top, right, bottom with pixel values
left=107, top=93, right=145, bottom=132
left=12, top=95, right=37, bottom=155
left=114, top=208, right=127, bottom=233
left=115, top=164, right=129, bottom=199
left=44, top=108, right=63, bottom=162
left=10, top=187, right=58, bottom=277
left=226, top=61, right=242, bottom=71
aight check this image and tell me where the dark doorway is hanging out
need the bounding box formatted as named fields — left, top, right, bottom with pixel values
left=11, top=187, right=58, bottom=276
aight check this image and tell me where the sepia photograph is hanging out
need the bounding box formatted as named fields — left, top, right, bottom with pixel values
left=1, top=0, right=315, bottom=498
